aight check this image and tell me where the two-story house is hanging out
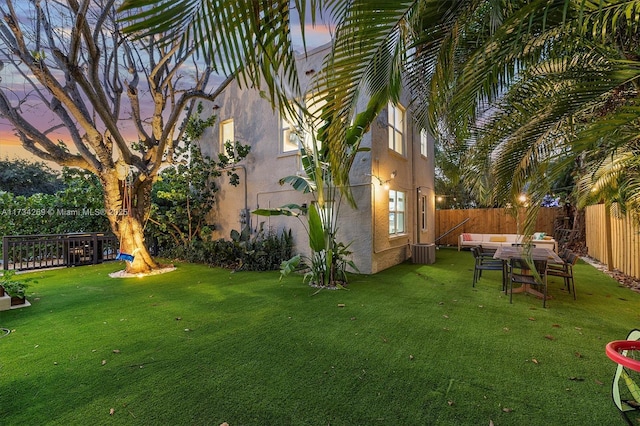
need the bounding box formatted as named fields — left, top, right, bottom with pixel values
left=198, top=43, right=436, bottom=274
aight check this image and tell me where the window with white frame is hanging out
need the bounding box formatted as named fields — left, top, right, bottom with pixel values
left=421, top=195, right=427, bottom=231
left=280, top=94, right=327, bottom=154
left=420, top=128, right=429, bottom=157
left=388, top=102, right=405, bottom=155
left=220, top=119, right=235, bottom=152
left=389, top=190, right=406, bottom=235
left=281, top=106, right=300, bottom=153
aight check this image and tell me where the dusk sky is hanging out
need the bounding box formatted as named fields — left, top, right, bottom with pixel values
left=0, top=5, right=333, bottom=163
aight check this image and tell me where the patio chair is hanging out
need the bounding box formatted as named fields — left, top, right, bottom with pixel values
left=508, top=258, right=548, bottom=308
left=558, top=248, right=571, bottom=262
left=547, top=251, right=579, bottom=300
left=470, top=246, right=504, bottom=288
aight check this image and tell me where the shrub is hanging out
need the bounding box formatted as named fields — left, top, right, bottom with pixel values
left=159, top=227, right=293, bottom=272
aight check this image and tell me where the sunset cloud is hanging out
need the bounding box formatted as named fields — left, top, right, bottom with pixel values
left=0, top=2, right=335, bottom=163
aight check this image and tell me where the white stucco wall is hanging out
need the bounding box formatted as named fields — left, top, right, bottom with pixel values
left=198, top=43, right=435, bottom=275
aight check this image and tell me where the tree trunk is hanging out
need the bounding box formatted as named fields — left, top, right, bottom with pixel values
left=117, top=215, right=159, bottom=274
left=102, top=172, right=159, bottom=275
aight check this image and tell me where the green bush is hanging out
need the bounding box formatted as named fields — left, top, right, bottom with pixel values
left=0, top=168, right=109, bottom=237
left=160, top=227, right=293, bottom=272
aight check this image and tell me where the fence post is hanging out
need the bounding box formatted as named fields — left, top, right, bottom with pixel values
left=2, top=236, right=7, bottom=271
left=92, top=233, right=98, bottom=265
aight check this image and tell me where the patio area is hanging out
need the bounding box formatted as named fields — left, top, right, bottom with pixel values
left=0, top=248, right=638, bottom=425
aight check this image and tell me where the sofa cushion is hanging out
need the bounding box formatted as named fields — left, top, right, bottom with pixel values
left=489, top=236, right=507, bottom=242
left=462, top=233, right=473, bottom=241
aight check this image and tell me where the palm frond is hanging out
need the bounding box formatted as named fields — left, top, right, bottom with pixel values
left=119, top=0, right=321, bottom=116
left=576, top=0, right=640, bottom=43
left=317, top=0, right=419, bottom=190
left=463, top=34, right=639, bottom=204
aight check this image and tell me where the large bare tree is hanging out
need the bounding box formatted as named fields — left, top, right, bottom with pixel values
left=0, top=0, right=231, bottom=273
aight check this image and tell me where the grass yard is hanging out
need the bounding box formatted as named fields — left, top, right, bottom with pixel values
left=1, top=247, right=639, bottom=425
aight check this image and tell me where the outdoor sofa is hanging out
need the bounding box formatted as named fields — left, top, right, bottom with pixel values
left=458, top=233, right=558, bottom=252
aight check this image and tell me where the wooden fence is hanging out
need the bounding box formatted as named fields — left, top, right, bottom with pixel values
left=435, top=207, right=562, bottom=247
left=585, top=204, right=640, bottom=279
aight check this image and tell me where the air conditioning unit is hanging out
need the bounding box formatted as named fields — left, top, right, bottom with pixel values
left=411, top=244, right=436, bottom=264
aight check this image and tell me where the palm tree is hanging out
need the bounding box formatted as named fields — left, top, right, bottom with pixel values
left=447, top=1, right=640, bottom=233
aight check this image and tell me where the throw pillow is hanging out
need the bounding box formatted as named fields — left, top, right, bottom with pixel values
left=489, top=236, right=507, bottom=242
left=462, top=233, right=472, bottom=241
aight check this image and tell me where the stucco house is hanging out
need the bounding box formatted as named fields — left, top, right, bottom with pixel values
left=198, top=44, right=436, bottom=274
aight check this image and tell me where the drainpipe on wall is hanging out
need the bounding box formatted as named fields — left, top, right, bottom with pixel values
left=255, top=187, right=301, bottom=232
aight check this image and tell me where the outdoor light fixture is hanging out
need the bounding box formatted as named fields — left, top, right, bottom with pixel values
left=436, top=195, right=456, bottom=202
left=518, top=193, right=527, bottom=203
left=367, top=170, right=396, bottom=189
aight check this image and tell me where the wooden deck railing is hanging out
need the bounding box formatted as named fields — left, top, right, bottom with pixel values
left=2, top=232, right=118, bottom=271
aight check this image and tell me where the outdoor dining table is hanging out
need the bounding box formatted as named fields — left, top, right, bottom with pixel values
left=493, top=245, right=564, bottom=298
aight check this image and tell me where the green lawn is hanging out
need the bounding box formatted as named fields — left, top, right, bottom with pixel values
left=0, top=247, right=638, bottom=425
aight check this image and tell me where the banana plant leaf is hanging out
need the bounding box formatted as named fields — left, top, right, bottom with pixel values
left=252, top=204, right=304, bottom=218
left=278, top=175, right=315, bottom=193
left=307, top=203, right=326, bottom=252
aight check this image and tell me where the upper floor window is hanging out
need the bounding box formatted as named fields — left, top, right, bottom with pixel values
left=281, top=107, right=299, bottom=153
left=388, top=102, right=405, bottom=155
left=420, top=129, right=429, bottom=157
left=220, top=119, right=234, bottom=151
left=389, top=189, right=406, bottom=235
left=281, top=94, right=327, bottom=154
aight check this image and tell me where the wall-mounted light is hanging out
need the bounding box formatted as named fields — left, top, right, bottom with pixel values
left=367, top=170, right=396, bottom=190
left=436, top=195, right=457, bottom=202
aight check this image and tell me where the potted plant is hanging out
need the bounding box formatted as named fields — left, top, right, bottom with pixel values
left=1, top=271, right=30, bottom=305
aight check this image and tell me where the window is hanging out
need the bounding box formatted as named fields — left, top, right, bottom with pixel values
left=389, top=190, right=406, bottom=235
left=388, top=102, right=405, bottom=155
left=421, top=195, right=427, bottom=231
left=420, top=129, right=429, bottom=157
left=280, top=94, right=327, bottom=153
left=220, top=119, right=234, bottom=152
left=281, top=106, right=300, bottom=153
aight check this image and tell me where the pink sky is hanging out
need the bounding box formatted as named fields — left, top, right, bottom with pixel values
left=0, top=11, right=333, bottom=163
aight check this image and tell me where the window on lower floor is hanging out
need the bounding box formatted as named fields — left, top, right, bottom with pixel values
left=389, top=189, right=406, bottom=235
left=220, top=119, right=235, bottom=152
